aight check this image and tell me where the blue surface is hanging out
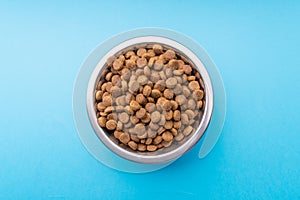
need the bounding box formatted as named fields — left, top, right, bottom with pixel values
left=1, top=1, right=299, bottom=199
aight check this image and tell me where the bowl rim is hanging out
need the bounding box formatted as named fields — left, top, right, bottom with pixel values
left=86, top=36, right=214, bottom=164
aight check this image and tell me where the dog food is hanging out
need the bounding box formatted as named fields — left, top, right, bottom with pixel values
left=94, top=44, right=205, bottom=152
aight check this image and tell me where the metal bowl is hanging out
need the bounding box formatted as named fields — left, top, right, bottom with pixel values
left=87, top=36, right=213, bottom=164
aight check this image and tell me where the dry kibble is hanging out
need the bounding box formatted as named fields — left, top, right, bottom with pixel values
left=94, top=43, right=206, bottom=152
left=136, top=108, right=147, bottom=119
left=106, top=120, right=117, bottom=130
left=130, top=100, right=141, bottom=111
left=98, top=117, right=106, bottom=128
left=143, top=85, right=152, bottom=97
left=128, top=141, right=137, bottom=150
left=189, top=81, right=200, bottom=90
left=119, top=132, right=130, bottom=144
left=118, top=112, right=129, bottom=123
left=162, top=131, right=173, bottom=142
left=151, top=111, right=161, bottom=123
left=166, top=77, right=177, bottom=88
left=147, top=145, right=157, bottom=152
left=173, top=110, right=181, bottom=121
left=183, top=126, right=193, bottom=136
left=153, top=44, right=163, bottom=55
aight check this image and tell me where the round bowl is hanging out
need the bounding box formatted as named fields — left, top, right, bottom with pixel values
left=87, top=36, right=213, bottom=164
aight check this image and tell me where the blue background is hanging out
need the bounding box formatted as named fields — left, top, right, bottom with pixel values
left=1, top=1, right=299, bottom=199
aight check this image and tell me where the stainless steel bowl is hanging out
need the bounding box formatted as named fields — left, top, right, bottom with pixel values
left=87, top=36, right=213, bottom=164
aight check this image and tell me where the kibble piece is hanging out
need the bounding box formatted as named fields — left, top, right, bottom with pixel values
left=136, top=108, right=147, bottom=119
left=189, top=81, right=200, bottom=90
left=183, top=65, right=192, bottom=74
left=114, top=130, right=123, bottom=139
left=166, top=77, right=177, bottom=88
left=165, top=110, right=173, bottom=120
left=131, top=135, right=140, bottom=143
left=163, top=89, right=174, bottom=100
left=149, top=122, right=159, bottom=130
left=137, top=144, right=146, bottom=151
left=111, top=75, right=121, bottom=86
left=141, top=113, right=151, bottom=123
left=187, top=99, right=196, bottom=110
left=153, top=44, right=163, bottom=55
left=145, top=102, right=156, bottom=113
left=106, top=120, right=117, bottom=130
left=145, top=138, right=153, bottom=145
left=175, top=95, right=187, bottom=105
left=128, top=141, right=137, bottom=150
left=175, top=133, right=184, bottom=141
left=181, top=113, right=189, bottom=125
left=170, top=100, right=178, bottom=110
left=162, top=100, right=172, bottom=111
left=164, top=50, right=176, bottom=61
left=173, top=110, right=181, bottom=121
left=154, top=59, right=164, bottom=71
left=97, top=102, right=106, bottom=112
left=119, top=132, right=130, bottom=144
left=143, top=66, right=151, bottom=77
left=118, top=112, right=129, bottom=123
left=150, top=71, right=160, bottom=82
left=183, top=126, right=193, bottom=136
left=194, top=89, right=204, bottom=100
left=137, top=48, right=147, bottom=57
left=164, top=121, right=173, bottom=129
left=153, top=136, right=163, bottom=145
left=102, top=95, right=112, bottom=106
left=147, top=145, right=157, bottom=152
left=140, top=139, right=146, bottom=144
left=107, top=113, right=117, bottom=120
left=151, top=111, right=161, bottom=123
left=137, top=75, right=148, bottom=86
left=130, top=100, right=141, bottom=111
left=112, top=59, right=123, bottom=70
left=198, top=100, right=203, bottom=109
left=137, top=57, right=147, bottom=68
left=128, top=80, right=140, bottom=93
left=162, top=131, right=173, bottom=142
left=97, top=117, right=106, bottom=128
left=151, top=89, right=162, bottom=98
left=148, top=56, right=158, bottom=66
left=158, top=115, right=166, bottom=126
left=185, top=110, right=195, bottom=120
left=173, top=121, right=181, bottom=129
left=143, top=85, right=152, bottom=97
left=95, top=90, right=103, bottom=101
left=130, top=116, right=139, bottom=124
left=170, top=128, right=178, bottom=136
left=147, top=97, right=155, bottom=103
left=162, top=140, right=172, bottom=147
left=154, top=80, right=166, bottom=92
left=187, top=75, right=196, bottom=81
left=168, top=59, right=179, bottom=69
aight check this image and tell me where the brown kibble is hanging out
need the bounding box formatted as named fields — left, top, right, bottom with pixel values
left=175, top=95, right=186, bottom=105
left=128, top=81, right=139, bottom=93
left=181, top=113, right=189, bottom=125
left=154, top=59, right=164, bottom=71
left=97, top=117, right=106, bottom=128
left=104, top=106, right=114, bottom=113
left=119, top=132, right=130, bottom=144
left=151, top=89, right=162, bottom=98
left=111, top=75, right=121, bottom=86
left=149, top=122, right=159, bottom=130
left=137, top=57, right=147, bottom=68
left=112, top=59, right=123, bottom=70
left=183, top=126, right=193, bottom=136
left=173, top=84, right=183, bottom=95
left=125, top=51, right=135, bottom=59
left=175, top=133, right=184, bottom=141
left=131, top=135, right=140, bottom=143
left=150, top=71, right=160, bottom=82
left=165, top=110, right=173, bottom=121
left=194, top=89, right=204, bottom=100
left=97, top=102, right=106, bottom=112
left=173, top=121, right=181, bottom=129
left=145, top=102, right=156, bottom=113
left=148, top=56, right=158, bottom=66
left=164, top=50, right=176, bottom=61
left=107, top=113, right=117, bottom=120
left=151, top=111, right=161, bottom=123
left=147, top=97, right=155, bottom=103
left=187, top=99, right=196, bottom=110
left=182, top=86, right=191, bottom=97
left=164, top=121, right=173, bottom=129
left=162, top=140, right=172, bottom=147
left=137, top=144, right=146, bottom=151
left=147, top=145, right=157, bottom=152
left=166, top=77, right=177, bottom=88
left=145, top=138, right=153, bottom=145
left=136, top=93, right=147, bottom=105
left=106, top=120, right=117, bottom=130
left=136, top=108, right=147, bottom=119
left=162, top=131, right=173, bottom=142
left=128, top=141, right=137, bottom=150
left=95, top=90, right=103, bottom=101
left=153, top=44, right=163, bottom=55
left=183, top=65, right=192, bottom=74
left=137, top=48, right=147, bottom=57
left=118, top=112, right=129, bottom=123
left=198, top=100, right=203, bottom=109
left=154, top=80, right=166, bottom=92
left=162, top=100, right=172, bottom=111
left=141, top=113, right=151, bottom=123
left=187, top=76, right=196, bottom=81
left=163, top=89, right=174, bottom=99
left=143, top=85, right=152, bottom=97
left=185, top=110, right=195, bottom=120
left=168, top=59, right=179, bottom=68
left=144, top=66, right=151, bottom=77
left=130, top=100, right=141, bottom=111
left=173, top=69, right=184, bottom=76
left=114, top=131, right=123, bottom=139
left=173, top=110, right=181, bottom=121
left=189, top=81, right=200, bottom=90
left=137, top=75, right=148, bottom=86
left=102, top=95, right=112, bottom=106
left=170, top=128, right=178, bottom=136
left=130, top=116, right=139, bottom=124
left=153, top=136, right=163, bottom=145
left=147, top=129, right=157, bottom=138
left=140, top=139, right=145, bottom=144
left=170, top=100, right=178, bottom=110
